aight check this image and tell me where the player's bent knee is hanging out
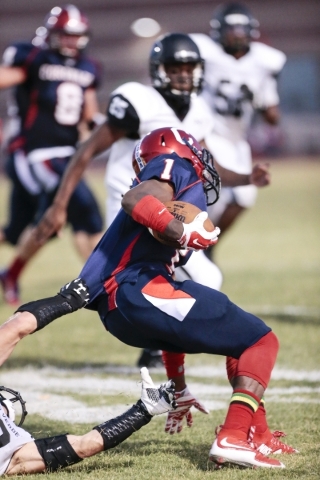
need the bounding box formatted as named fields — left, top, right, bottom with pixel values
left=34, top=434, right=82, bottom=472
left=237, top=331, right=279, bottom=389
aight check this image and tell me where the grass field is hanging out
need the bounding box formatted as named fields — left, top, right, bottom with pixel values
left=0, top=158, right=319, bottom=479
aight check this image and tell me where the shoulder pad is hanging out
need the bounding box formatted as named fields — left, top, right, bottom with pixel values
left=111, top=82, right=159, bottom=121
left=189, top=34, right=221, bottom=60
left=250, top=42, right=286, bottom=74
left=2, top=42, right=38, bottom=66
left=112, top=82, right=149, bottom=98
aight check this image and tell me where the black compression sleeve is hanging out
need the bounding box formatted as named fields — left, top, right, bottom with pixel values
left=93, top=400, right=151, bottom=450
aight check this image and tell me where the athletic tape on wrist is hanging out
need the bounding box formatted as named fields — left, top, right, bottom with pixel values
left=131, top=195, right=174, bottom=233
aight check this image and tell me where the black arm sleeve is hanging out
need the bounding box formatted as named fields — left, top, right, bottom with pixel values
left=93, top=400, right=151, bottom=450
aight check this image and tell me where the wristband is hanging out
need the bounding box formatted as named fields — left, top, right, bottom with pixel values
left=131, top=195, right=175, bottom=233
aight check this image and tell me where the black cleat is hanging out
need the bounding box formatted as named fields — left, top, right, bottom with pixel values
left=137, top=349, right=164, bottom=368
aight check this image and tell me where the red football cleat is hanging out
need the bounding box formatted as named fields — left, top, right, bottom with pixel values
left=249, top=426, right=299, bottom=454
left=209, top=429, right=285, bottom=469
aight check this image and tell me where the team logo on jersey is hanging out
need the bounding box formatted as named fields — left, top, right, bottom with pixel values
left=39, top=64, right=94, bottom=87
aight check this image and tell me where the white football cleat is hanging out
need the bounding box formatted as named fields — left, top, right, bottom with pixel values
left=209, top=432, right=285, bottom=469
left=140, top=367, right=176, bottom=416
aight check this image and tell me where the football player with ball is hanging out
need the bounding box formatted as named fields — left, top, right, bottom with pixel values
left=0, top=127, right=295, bottom=469
left=31, top=31, right=270, bottom=370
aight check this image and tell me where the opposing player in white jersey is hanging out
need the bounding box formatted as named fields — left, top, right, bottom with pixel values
left=191, top=2, right=286, bottom=247
left=0, top=372, right=175, bottom=476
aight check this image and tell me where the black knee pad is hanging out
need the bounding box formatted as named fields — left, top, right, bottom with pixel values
left=34, top=434, right=82, bottom=472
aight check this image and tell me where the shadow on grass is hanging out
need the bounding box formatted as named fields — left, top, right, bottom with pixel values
left=71, top=439, right=212, bottom=474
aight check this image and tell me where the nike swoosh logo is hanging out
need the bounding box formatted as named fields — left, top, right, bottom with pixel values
left=158, top=208, right=166, bottom=215
left=220, top=437, right=252, bottom=451
left=192, top=239, right=204, bottom=247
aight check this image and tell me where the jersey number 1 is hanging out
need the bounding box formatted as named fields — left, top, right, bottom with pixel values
left=160, top=159, right=174, bottom=180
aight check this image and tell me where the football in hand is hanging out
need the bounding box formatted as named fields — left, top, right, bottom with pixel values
left=150, top=201, right=215, bottom=248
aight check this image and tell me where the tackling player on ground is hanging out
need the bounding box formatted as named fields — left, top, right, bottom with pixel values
left=0, top=369, right=175, bottom=476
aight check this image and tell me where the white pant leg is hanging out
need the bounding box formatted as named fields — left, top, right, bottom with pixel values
left=105, top=183, right=125, bottom=228
left=175, top=250, right=223, bottom=291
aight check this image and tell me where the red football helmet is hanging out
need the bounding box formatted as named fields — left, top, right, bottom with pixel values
left=133, top=127, right=220, bottom=205
left=45, top=4, right=90, bottom=57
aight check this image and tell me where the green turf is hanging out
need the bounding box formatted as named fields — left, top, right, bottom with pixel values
left=0, top=158, right=319, bottom=478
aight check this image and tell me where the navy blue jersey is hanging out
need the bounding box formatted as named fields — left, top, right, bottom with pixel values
left=5, top=42, right=101, bottom=153
left=80, top=153, right=206, bottom=307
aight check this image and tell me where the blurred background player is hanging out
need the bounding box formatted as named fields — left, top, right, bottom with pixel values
left=0, top=4, right=104, bottom=305
left=190, top=2, right=286, bottom=257
left=0, top=369, right=175, bottom=476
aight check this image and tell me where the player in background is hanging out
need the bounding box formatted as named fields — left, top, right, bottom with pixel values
left=0, top=4, right=104, bottom=306
left=190, top=2, right=286, bottom=255
left=0, top=127, right=296, bottom=469
left=31, top=32, right=270, bottom=368
left=0, top=370, right=175, bottom=476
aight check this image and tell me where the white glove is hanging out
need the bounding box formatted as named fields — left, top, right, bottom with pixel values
left=178, top=212, right=220, bottom=251
left=140, top=367, right=176, bottom=416
left=164, top=386, right=209, bottom=434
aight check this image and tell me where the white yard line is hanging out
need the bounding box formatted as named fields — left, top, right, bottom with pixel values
left=1, top=365, right=319, bottom=424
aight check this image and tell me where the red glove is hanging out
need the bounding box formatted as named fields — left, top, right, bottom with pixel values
left=164, top=386, right=209, bottom=434
left=178, top=212, right=220, bottom=251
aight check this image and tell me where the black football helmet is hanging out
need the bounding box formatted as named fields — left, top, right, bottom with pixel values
left=210, top=3, right=260, bottom=55
left=150, top=33, right=204, bottom=96
left=0, top=386, right=28, bottom=426
left=133, top=127, right=220, bottom=205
